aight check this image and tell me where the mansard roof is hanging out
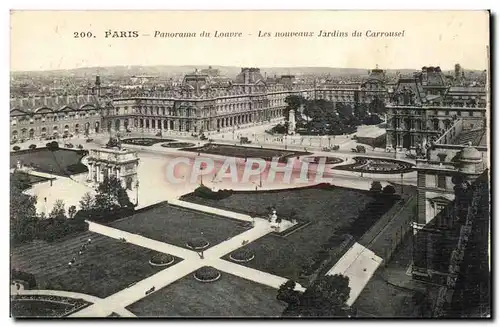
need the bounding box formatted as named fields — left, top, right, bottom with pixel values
left=10, top=94, right=101, bottom=115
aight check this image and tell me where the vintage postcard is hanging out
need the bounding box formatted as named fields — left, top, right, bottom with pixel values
left=9, top=10, right=491, bottom=318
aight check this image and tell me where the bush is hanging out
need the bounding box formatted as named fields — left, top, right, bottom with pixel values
left=46, top=141, right=59, bottom=151
left=37, top=218, right=87, bottom=243
left=12, top=146, right=20, bottom=151
left=194, top=266, right=221, bottom=282
left=370, top=181, right=383, bottom=192
left=150, top=253, right=174, bottom=265
left=11, top=269, right=37, bottom=288
left=382, top=185, right=396, bottom=194
left=230, top=248, right=255, bottom=262
left=193, top=185, right=232, bottom=200
left=29, top=144, right=37, bottom=150
left=186, top=237, right=209, bottom=250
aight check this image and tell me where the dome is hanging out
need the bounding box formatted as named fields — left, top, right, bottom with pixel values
left=458, top=143, right=482, bottom=162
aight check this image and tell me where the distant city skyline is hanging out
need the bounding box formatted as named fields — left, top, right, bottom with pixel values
left=11, top=11, right=489, bottom=72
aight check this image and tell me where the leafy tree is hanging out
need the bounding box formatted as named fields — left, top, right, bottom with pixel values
left=382, top=185, right=396, bottom=194
left=49, top=199, right=66, bottom=220
left=79, top=192, right=95, bottom=211
left=29, top=144, right=37, bottom=150
left=94, top=175, right=134, bottom=211
left=336, top=103, right=354, bottom=119
left=369, top=97, right=386, bottom=114
left=277, top=280, right=301, bottom=305
left=12, top=146, right=20, bottom=151
left=68, top=205, right=77, bottom=219
left=46, top=141, right=59, bottom=151
left=370, top=181, right=383, bottom=192
left=280, top=274, right=351, bottom=317
left=10, top=178, right=38, bottom=244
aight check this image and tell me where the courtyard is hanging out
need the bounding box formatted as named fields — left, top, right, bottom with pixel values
left=10, top=148, right=88, bottom=176
left=11, top=231, right=174, bottom=298
left=126, top=272, right=286, bottom=317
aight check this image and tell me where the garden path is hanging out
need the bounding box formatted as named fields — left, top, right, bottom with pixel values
left=73, top=214, right=301, bottom=317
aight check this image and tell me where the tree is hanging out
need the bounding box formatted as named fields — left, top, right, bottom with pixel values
left=94, top=175, right=134, bottom=211
left=280, top=274, right=351, bottom=317
left=369, top=97, right=386, bottom=114
left=382, top=185, right=396, bottom=194
left=12, top=146, right=20, bottom=151
left=370, top=181, right=383, bottom=192
left=10, top=178, right=38, bottom=244
left=49, top=199, right=66, bottom=220
left=68, top=205, right=77, bottom=219
left=284, top=95, right=305, bottom=122
left=46, top=141, right=59, bottom=151
left=79, top=192, right=95, bottom=211
left=29, top=144, right=37, bottom=150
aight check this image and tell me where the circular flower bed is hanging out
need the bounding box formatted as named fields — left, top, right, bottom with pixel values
left=193, top=266, right=221, bottom=282
left=161, top=142, right=196, bottom=148
left=333, top=157, right=415, bottom=174
left=122, top=138, right=175, bottom=146
left=229, top=248, right=255, bottom=263
left=303, top=156, right=343, bottom=165
left=186, top=238, right=210, bottom=250
left=149, top=253, right=175, bottom=267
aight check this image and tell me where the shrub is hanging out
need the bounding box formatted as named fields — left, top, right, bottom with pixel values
left=370, top=181, right=383, bottom=192
left=186, top=237, right=209, bottom=250
left=230, top=248, right=255, bottom=262
left=11, top=269, right=36, bottom=288
left=12, top=146, right=20, bottom=151
left=193, top=185, right=232, bottom=200
left=382, top=185, right=396, bottom=194
left=46, top=141, right=59, bottom=151
left=29, top=144, right=37, bottom=150
left=150, top=253, right=174, bottom=265
left=194, top=266, right=221, bottom=282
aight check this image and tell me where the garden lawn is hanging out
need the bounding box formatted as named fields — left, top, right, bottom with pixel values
left=109, top=203, right=250, bottom=249
left=10, top=148, right=87, bottom=176
left=11, top=232, right=172, bottom=298
left=183, top=185, right=398, bottom=280
left=182, top=143, right=311, bottom=160
left=127, top=272, right=286, bottom=317
left=11, top=300, right=76, bottom=318
left=10, top=171, right=54, bottom=190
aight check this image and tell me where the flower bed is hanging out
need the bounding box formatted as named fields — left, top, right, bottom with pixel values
left=161, top=142, right=196, bottom=148
left=121, top=138, right=175, bottom=146
left=229, top=248, right=255, bottom=263
left=302, top=156, right=344, bottom=165
left=186, top=238, right=210, bottom=250
left=333, top=156, right=415, bottom=174
left=193, top=266, right=221, bottom=282
left=149, top=253, right=175, bottom=267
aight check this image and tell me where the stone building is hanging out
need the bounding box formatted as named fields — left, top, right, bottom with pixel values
left=385, top=66, right=487, bottom=152
left=412, top=120, right=488, bottom=282
left=10, top=93, right=106, bottom=141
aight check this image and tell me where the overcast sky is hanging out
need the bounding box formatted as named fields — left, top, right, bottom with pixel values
left=10, top=10, right=489, bottom=72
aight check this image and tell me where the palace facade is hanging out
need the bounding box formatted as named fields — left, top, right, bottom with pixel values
left=10, top=66, right=487, bottom=141
left=385, top=66, right=487, bottom=152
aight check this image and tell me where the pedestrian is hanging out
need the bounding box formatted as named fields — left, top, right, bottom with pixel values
left=78, top=250, right=82, bottom=255
left=68, top=262, right=72, bottom=268
left=87, top=238, right=92, bottom=244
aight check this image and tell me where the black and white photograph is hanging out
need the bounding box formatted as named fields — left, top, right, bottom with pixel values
left=8, top=10, right=491, bottom=318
